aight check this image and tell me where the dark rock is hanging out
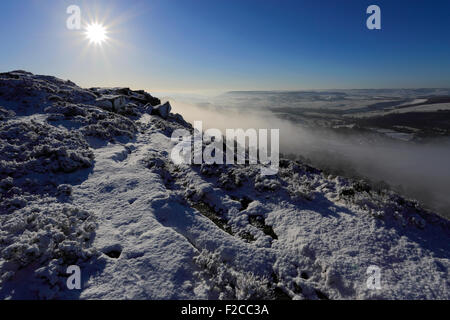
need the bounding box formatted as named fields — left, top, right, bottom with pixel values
left=153, top=102, right=172, bottom=119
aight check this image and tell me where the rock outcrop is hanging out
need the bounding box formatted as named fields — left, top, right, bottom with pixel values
left=0, top=71, right=448, bottom=300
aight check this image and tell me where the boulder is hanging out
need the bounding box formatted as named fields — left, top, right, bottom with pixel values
left=153, top=102, right=171, bottom=119
left=95, top=97, right=113, bottom=110
left=95, top=95, right=127, bottom=112
left=144, top=103, right=153, bottom=115
left=111, top=95, right=127, bottom=111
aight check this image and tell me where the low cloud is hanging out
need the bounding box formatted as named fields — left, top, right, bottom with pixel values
left=168, top=97, right=450, bottom=218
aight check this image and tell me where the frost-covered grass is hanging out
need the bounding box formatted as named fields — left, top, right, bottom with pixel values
left=0, top=120, right=95, bottom=217
left=0, top=120, right=94, bottom=176
left=194, top=249, right=274, bottom=300
left=0, top=199, right=98, bottom=299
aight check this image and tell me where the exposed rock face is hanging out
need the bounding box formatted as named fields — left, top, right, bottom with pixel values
left=153, top=102, right=172, bottom=119
left=0, top=71, right=448, bottom=300
left=90, top=87, right=161, bottom=107
left=143, top=103, right=153, bottom=115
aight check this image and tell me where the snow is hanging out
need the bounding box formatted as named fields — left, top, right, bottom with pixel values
left=368, top=128, right=414, bottom=141
left=153, top=102, right=172, bottom=119
left=388, top=103, right=450, bottom=114
left=397, top=99, right=428, bottom=107
left=0, top=71, right=448, bottom=300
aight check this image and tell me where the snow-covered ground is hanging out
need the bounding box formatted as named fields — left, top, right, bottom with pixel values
left=0, top=71, right=448, bottom=299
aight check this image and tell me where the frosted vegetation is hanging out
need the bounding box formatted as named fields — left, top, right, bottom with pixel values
left=0, top=71, right=448, bottom=299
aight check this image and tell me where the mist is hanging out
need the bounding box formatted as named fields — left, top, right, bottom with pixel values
left=168, top=97, right=450, bottom=218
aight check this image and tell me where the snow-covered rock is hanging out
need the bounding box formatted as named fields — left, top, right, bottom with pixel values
left=94, top=97, right=113, bottom=110
left=95, top=95, right=127, bottom=112
left=143, top=103, right=153, bottom=115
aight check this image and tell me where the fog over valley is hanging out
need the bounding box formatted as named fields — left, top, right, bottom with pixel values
left=168, top=90, right=450, bottom=218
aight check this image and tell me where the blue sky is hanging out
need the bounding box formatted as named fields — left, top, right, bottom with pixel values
left=0, top=0, right=449, bottom=92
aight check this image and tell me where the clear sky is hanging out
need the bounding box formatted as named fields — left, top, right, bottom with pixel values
left=0, top=0, right=449, bottom=93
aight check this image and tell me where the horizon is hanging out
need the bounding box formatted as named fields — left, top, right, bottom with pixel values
left=3, top=69, right=450, bottom=97
left=0, top=0, right=449, bottom=93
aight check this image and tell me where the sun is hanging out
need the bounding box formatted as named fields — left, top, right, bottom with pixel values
left=85, top=23, right=108, bottom=45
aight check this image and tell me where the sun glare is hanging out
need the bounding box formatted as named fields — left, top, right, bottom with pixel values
left=85, top=23, right=108, bottom=45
